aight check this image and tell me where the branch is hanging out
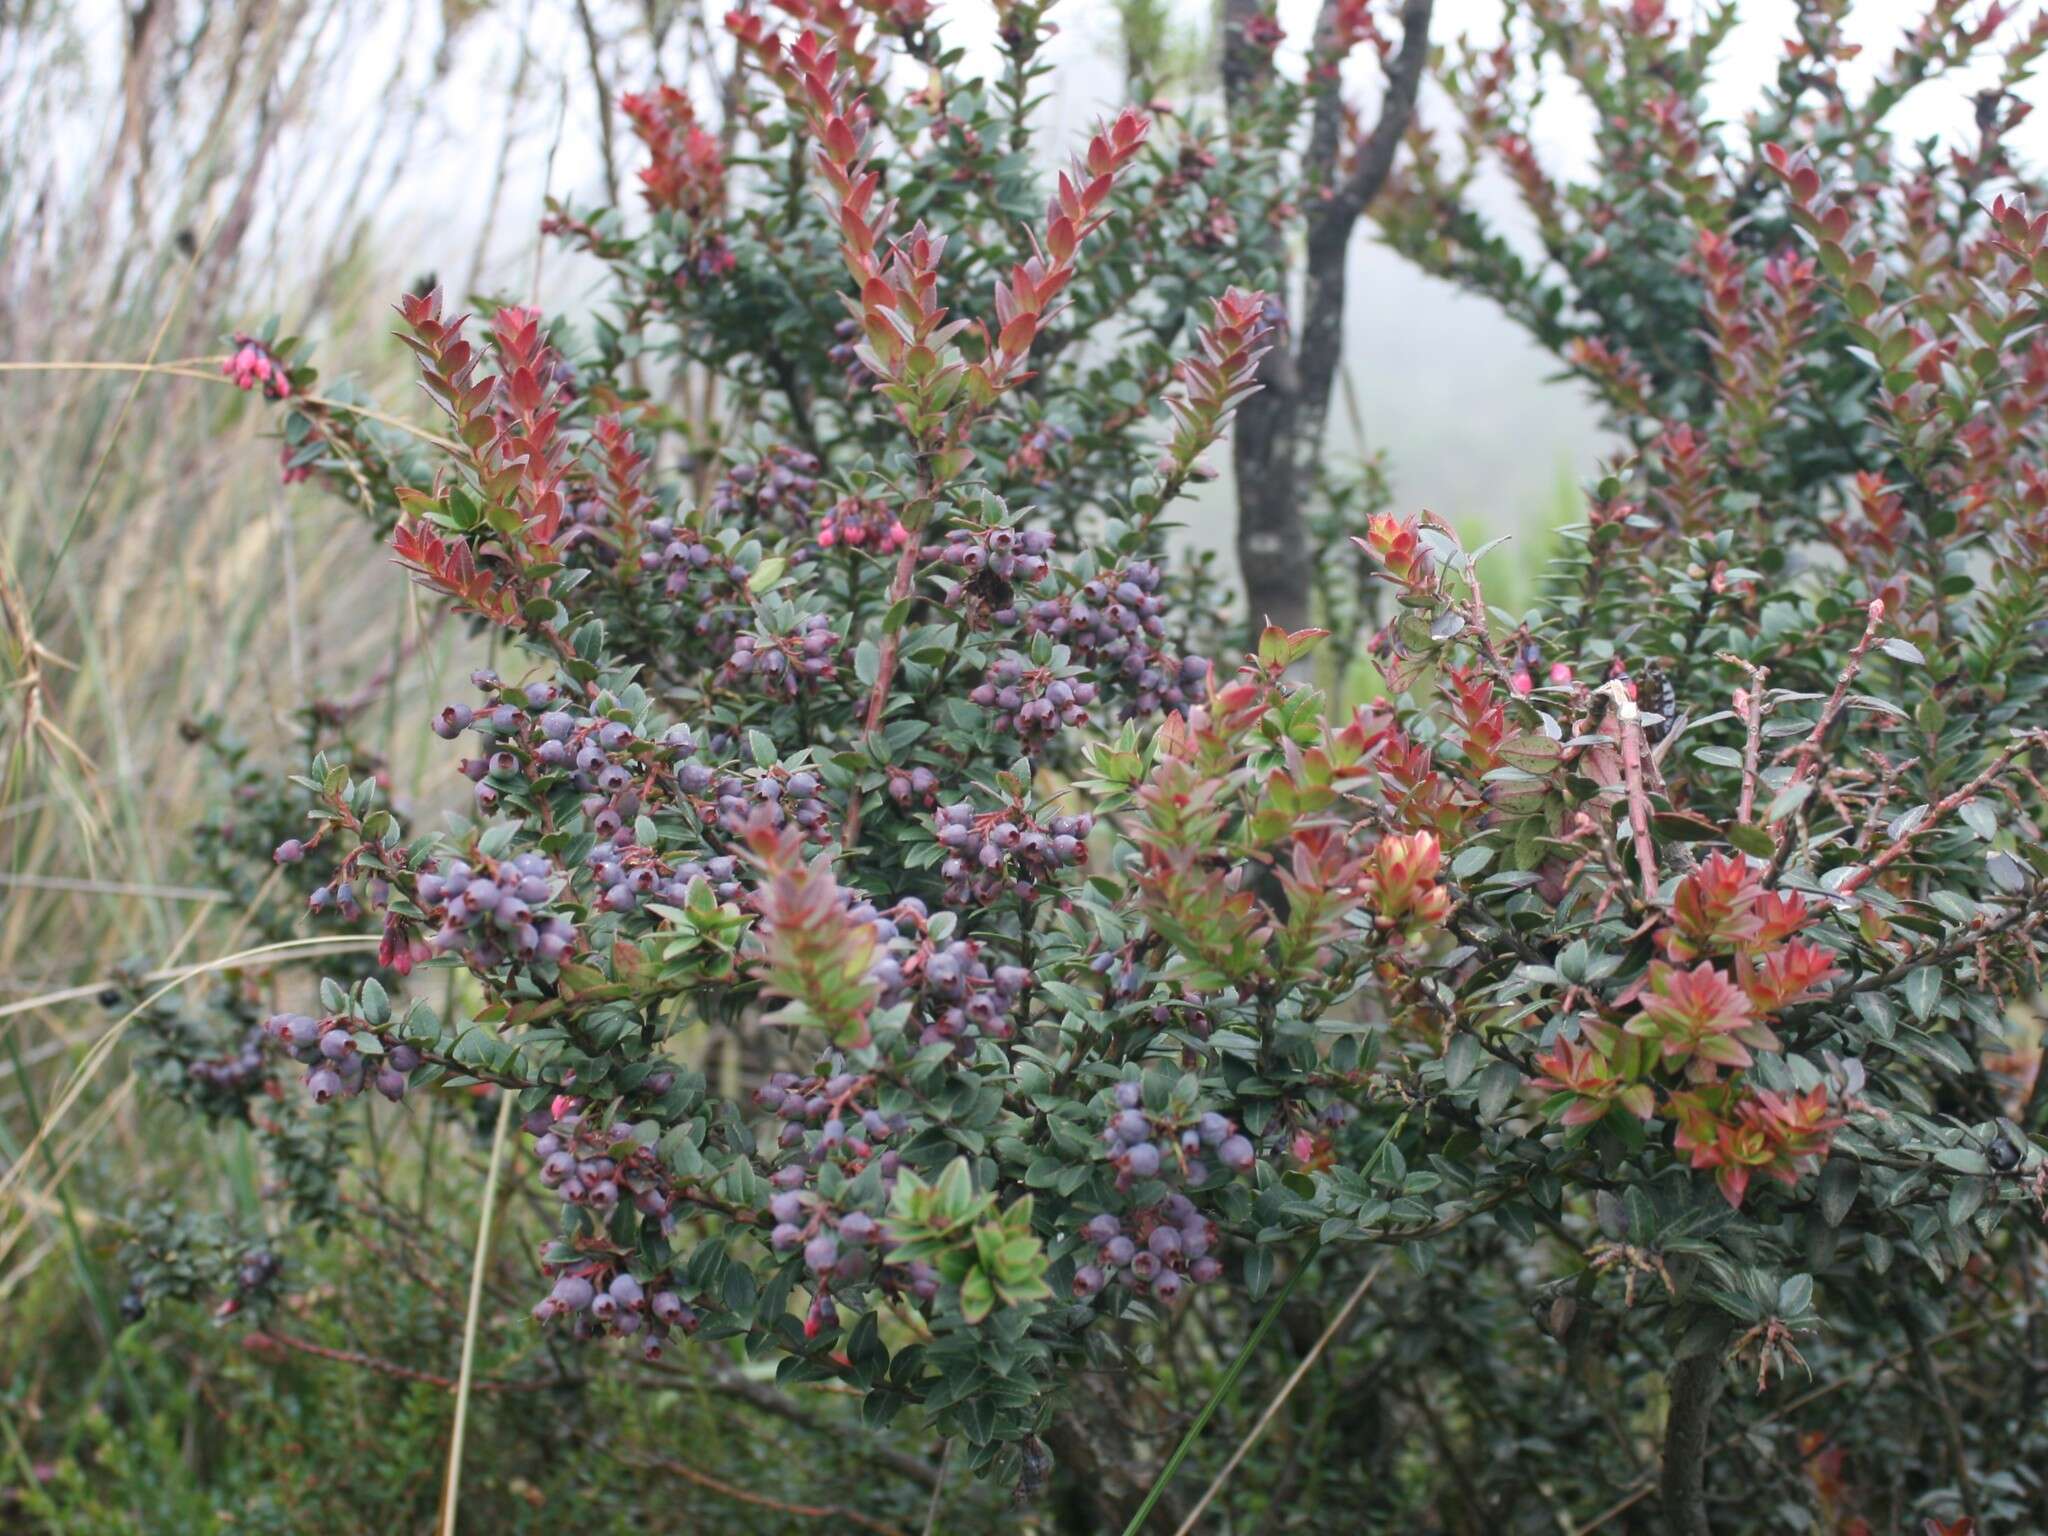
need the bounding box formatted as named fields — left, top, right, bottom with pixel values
left=1906, top=1310, right=1982, bottom=1529
left=637, top=1356, right=944, bottom=1489
left=843, top=533, right=927, bottom=849
left=1333, top=0, right=1436, bottom=220
left=623, top=1453, right=912, bottom=1536
left=1596, top=679, right=1660, bottom=906
left=1766, top=599, right=1884, bottom=881
left=1838, top=732, right=2043, bottom=895
left=1716, top=652, right=1770, bottom=826
left=241, top=1329, right=562, bottom=1393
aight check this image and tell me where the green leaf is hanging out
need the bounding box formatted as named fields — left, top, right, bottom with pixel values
left=1476, top=1060, right=1520, bottom=1121
left=1957, top=799, right=1997, bottom=841
left=1242, top=1245, right=1274, bottom=1301
left=1903, top=967, right=1940, bottom=1023
left=1727, top=821, right=1775, bottom=859
left=1948, top=1175, right=1988, bottom=1228
left=1450, top=843, right=1496, bottom=878
left=959, top=1266, right=994, bottom=1324
left=1443, top=1033, right=1482, bottom=1092
left=1819, top=1157, right=1859, bottom=1226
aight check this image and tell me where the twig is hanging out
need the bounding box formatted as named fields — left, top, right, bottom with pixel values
left=1906, top=1310, right=1981, bottom=1528
left=1838, top=732, right=2044, bottom=895
left=1766, top=600, right=1885, bottom=880
left=921, top=1440, right=951, bottom=1535
left=626, top=1452, right=913, bottom=1536
left=1595, top=680, right=1660, bottom=906
left=635, top=1356, right=944, bottom=1489
left=1170, top=1256, right=1391, bottom=1536
left=243, top=1329, right=560, bottom=1393
left=843, top=534, right=927, bottom=849
left=1421, top=510, right=1519, bottom=698
left=1716, top=653, right=1770, bottom=826
left=0, top=360, right=461, bottom=452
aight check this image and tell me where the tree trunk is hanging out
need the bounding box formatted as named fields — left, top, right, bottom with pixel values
left=1659, top=1351, right=1725, bottom=1536
left=1221, top=0, right=1435, bottom=646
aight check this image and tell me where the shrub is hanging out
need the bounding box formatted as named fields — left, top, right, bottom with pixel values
left=124, top=0, right=2048, bottom=1530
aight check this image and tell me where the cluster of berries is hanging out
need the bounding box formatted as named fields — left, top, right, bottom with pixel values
left=724, top=614, right=840, bottom=698
left=210, top=1248, right=287, bottom=1321
left=301, top=871, right=386, bottom=922
left=119, top=1242, right=284, bottom=1326
left=827, top=317, right=878, bottom=391
left=862, top=898, right=1033, bottom=1046
left=1004, top=421, right=1071, bottom=487
left=1509, top=635, right=1575, bottom=696
left=435, top=677, right=673, bottom=827
left=933, top=802, right=1090, bottom=903
left=697, top=765, right=835, bottom=845
left=676, top=235, right=736, bottom=286
left=435, top=679, right=714, bottom=862
left=754, top=1069, right=942, bottom=1327
left=233, top=1248, right=285, bottom=1298
left=415, top=852, right=577, bottom=966
left=181, top=1026, right=269, bottom=1101
left=1071, top=1195, right=1223, bottom=1305
left=264, top=1011, right=422, bottom=1105
left=766, top=1182, right=887, bottom=1285
left=222, top=334, right=292, bottom=398
left=817, top=495, right=909, bottom=552
left=1019, top=562, right=1210, bottom=720
left=884, top=764, right=941, bottom=809
left=639, top=515, right=733, bottom=602
left=530, top=1103, right=679, bottom=1223
left=533, top=1261, right=701, bottom=1361
left=1100, top=1081, right=1255, bottom=1189
left=588, top=840, right=743, bottom=914
left=755, top=1070, right=903, bottom=1183
left=931, top=526, right=1056, bottom=627
left=707, top=446, right=823, bottom=536
left=968, top=654, right=1099, bottom=755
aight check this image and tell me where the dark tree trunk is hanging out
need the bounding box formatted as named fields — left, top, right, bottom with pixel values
left=1223, top=0, right=1436, bottom=642
left=1044, top=1401, right=1187, bottom=1534
left=1659, top=1350, right=1725, bottom=1536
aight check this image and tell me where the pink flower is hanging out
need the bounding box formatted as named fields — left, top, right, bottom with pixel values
left=1548, top=661, right=1574, bottom=684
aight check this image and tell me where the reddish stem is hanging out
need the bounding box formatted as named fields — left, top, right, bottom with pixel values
left=842, top=536, right=925, bottom=849
left=1838, top=733, right=2041, bottom=894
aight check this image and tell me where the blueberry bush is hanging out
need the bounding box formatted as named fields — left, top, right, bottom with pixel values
left=106, top=0, right=2048, bottom=1531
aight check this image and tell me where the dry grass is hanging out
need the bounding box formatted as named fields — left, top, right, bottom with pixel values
left=0, top=0, right=542, bottom=1382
